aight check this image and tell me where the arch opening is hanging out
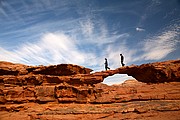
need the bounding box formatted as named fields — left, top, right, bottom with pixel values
left=103, top=74, right=135, bottom=86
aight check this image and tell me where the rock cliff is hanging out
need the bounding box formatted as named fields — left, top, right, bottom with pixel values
left=0, top=60, right=180, bottom=120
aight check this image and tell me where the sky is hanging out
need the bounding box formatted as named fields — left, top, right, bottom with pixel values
left=0, top=0, right=180, bottom=85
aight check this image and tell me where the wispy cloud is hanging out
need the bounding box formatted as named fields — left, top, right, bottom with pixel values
left=0, top=0, right=135, bottom=70
left=0, top=33, right=92, bottom=65
left=140, top=24, right=179, bottom=60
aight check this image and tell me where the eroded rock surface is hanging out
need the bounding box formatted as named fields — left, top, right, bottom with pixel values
left=0, top=81, right=180, bottom=120
left=0, top=60, right=180, bottom=119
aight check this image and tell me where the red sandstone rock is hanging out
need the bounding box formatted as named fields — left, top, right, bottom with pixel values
left=0, top=60, right=180, bottom=120
left=0, top=61, right=28, bottom=75
left=99, top=60, right=180, bottom=83
left=93, top=81, right=180, bottom=103
left=0, top=61, right=92, bottom=76
left=123, top=60, right=180, bottom=83
left=3, top=86, right=36, bottom=103
left=32, top=64, right=93, bottom=76
left=0, top=96, right=180, bottom=120
left=0, top=59, right=180, bottom=105
left=1, top=60, right=179, bottom=85
left=35, top=86, right=56, bottom=103
left=1, top=80, right=180, bottom=104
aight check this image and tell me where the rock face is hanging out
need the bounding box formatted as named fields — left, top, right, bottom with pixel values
left=94, top=80, right=180, bottom=103
left=0, top=60, right=180, bottom=120
left=0, top=81, right=180, bottom=120
left=0, top=59, right=180, bottom=104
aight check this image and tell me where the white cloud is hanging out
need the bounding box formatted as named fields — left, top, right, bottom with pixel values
left=40, top=33, right=86, bottom=64
left=141, top=29, right=178, bottom=60
left=0, top=32, right=96, bottom=66
left=136, top=27, right=145, bottom=32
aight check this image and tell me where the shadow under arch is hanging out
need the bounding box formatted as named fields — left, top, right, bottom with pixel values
left=103, top=74, right=135, bottom=85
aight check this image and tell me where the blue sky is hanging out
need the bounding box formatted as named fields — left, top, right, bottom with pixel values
left=0, top=0, right=179, bottom=85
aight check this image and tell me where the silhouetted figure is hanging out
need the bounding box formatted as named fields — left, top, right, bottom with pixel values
left=104, top=58, right=110, bottom=71
left=120, top=54, right=125, bottom=66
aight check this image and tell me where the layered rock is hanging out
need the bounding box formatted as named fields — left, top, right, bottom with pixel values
left=93, top=80, right=180, bottom=103
left=1, top=60, right=180, bottom=88
left=0, top=60, right=180, bottom=104
left=0, top=81, right=180, bottom=120
left=0, top=60, right=180, bottom=120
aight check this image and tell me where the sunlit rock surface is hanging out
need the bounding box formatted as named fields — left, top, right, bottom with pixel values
left=0, top=60, right=180, bottom=120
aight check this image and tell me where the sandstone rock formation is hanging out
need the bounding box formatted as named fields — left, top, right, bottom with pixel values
left=1, top=60, right=179, bottom=87
left=0, top=61, right=92, bottom=76
left=0, top=60, right=180, bottom=120
left=120, top=60, right=180, bottom=83
left=94, top=59, right=180, bottom=83
left=0, top=80, right=180, bottom=120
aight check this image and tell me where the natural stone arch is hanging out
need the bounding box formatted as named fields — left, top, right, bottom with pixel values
left=103, top=74, right=135, bottom=85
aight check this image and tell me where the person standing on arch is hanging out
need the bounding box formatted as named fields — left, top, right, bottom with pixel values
left=104, top=58, right=110, bottom=71
left=120, top=54, right=125, bottom=67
